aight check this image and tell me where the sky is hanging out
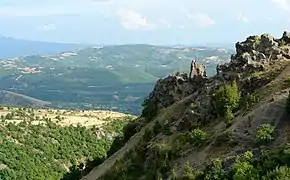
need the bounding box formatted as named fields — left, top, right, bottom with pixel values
left=0, top=0, right=290, bottom=45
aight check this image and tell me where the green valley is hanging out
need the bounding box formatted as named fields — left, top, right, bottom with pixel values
left=0, top=44, right=233, bottom=115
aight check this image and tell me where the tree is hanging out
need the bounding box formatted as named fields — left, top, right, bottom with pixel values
left=211, top=80, right=240, bottom=123
left=141, top=98, right=158, bottom=121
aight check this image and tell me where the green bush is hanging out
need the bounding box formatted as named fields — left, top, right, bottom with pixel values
left=123, top=121, right=141, bottom=142
left=189, top=129, right=208, bottom=147
left=239, top=93, right=259, bottom=111
left=182, top=162, right=195, bottom=180
left=255, top=124, right=275, bottom=143
left=264, top=166, right=290, bottom=179
left=141, top=98, right=158, bottom=121
left=231, top=151, right=259, bottom=180
left=211, top=80, right=240, bottom=123
left=195, top=158, right=226, bottom=180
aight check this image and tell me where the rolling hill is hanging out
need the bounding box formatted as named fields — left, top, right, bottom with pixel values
left=0, top=90, right=51, bottom=108
left=0, top=44, right=234, bottom=115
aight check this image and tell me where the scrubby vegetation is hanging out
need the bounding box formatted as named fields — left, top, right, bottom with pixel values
left=255, top=124, right=275, bottom=144
left=211, top=80, right=240, bottom=124
left=175, top=144, right=290, bottom=180
left=0, top=107, right=133, bottom=179
left=141, top=97, right=158, bottom=121
left=0, top=120, right=109, bottom=179
left=188, top=129, right=208, bottom=148
left=239, top=92, right=259, bottom=111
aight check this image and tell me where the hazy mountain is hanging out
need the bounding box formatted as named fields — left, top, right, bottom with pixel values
left=0, top=36, right=89, bottom=59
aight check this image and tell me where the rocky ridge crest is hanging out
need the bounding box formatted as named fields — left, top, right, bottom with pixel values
left=142, top=31, right=290, bottom=130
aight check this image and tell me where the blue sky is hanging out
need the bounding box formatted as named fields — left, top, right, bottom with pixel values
left=0, top=0, right=289, bottom=45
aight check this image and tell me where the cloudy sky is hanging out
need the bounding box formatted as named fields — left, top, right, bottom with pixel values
left=0, top=0, right=289, bottom=45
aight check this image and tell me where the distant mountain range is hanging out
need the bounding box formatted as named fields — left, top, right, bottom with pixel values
left=0, top=38, right=235, bottom=115
left=0, top=36, right=90, bottom=59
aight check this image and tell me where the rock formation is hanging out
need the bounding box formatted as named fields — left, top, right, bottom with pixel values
left=142, top=31, right=290, bottom=124
left=217, top=31, right=290, bottom=81
left=144, top=60, right=208, bottom=113
left=146, top=72, right=196, bottom=110
left=189, top=60, right=207, bottom=79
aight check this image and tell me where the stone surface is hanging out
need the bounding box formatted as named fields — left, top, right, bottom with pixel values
left=147, top=72, right=206, bottom=110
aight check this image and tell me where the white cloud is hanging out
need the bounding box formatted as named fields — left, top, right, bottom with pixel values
left=37, top=24, right=56, bottom=31
left=271, top=0, right=290, bottom=11
left=117, top=9, right=156, bottom=30
left=193, top=13, right=215, bottom=27
left=179, top=7, right=215, bottom=28
left=238, top=13, right=250, bottom=23
left=183, top=11, right=215, bottom=28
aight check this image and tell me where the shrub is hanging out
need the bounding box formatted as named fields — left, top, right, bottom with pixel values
left=141, top=98, right=158, bottom=121
left=123, top=121, right=140, bottom=142
left=211, top=80, right=240, bottom=123
left=256, top=124, right=275, bottom=143
left=153, top=120, right=163, bottom=135
left=231, top=151, right=259, bottom=179
left=239, top=93, right=259, bottom=111
left=264, top=166, right=290, bottom=179
left=182, top=162, right=195, bottom=180
left=195, top=158, right=226, bottom=180
left=189, top=129, right=208, bottom=147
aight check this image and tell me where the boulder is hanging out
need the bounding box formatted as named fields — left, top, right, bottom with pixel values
left=282, top=31, right=290, bottom=44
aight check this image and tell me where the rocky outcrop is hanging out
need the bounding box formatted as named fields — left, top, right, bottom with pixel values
left=217, top=31, right=290, bottom=82
left=147, top=71, right=207, bottom=111
left=189, top=60, right=207, bottom=79
left=144, top=32, right=290, bottom=122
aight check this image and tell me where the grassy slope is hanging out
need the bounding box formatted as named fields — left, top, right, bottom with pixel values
left=82, top=94, right=194, bottom=180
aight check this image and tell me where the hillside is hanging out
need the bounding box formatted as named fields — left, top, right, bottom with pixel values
left=81, top=31, right=290, bottom=180
left=0, top=106, right=135, bottom=179
left=0, top=90, right=51, bottom=108
left=0, top=44, right=234, bottom=115
left=0, top=37, right=87, bottom=59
